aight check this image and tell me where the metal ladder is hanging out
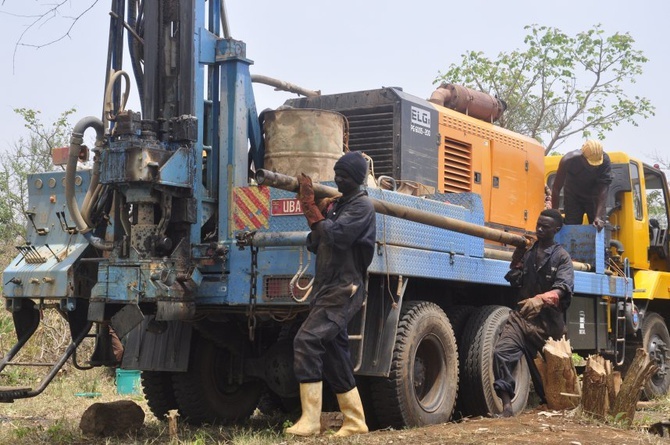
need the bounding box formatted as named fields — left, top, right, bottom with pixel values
left=612, top=258, right=632, bottom=366
left=613, top=298, right=627, bottom=366
left=0, top=301, right=93, bottom=403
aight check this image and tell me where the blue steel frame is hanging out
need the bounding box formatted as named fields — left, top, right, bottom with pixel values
left=2, top=0, right=631, bottom=314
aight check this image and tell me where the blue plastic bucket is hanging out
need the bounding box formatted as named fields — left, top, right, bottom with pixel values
left=116, top=369, right=141, bottom=395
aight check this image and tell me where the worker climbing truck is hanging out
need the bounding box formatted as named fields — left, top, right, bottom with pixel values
left=2, top=0, right=670, bottom=428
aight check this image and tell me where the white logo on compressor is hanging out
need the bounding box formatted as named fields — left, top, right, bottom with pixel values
left=411, top=106, right=431, bottom=128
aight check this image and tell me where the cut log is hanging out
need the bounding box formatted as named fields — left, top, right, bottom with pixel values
left=536, top=336, right=580, bottom=410
left=80, top=400, right=145, bottom=436
left=610, top=348, right=658, bottom=422
left=166, top=409, right=179, bottom=441
left=606, top=370, right=622, bottom=409
left=581, top=354, right=609, bottom=419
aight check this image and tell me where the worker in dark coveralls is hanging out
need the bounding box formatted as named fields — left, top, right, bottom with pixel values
left=494, top=208, right=574, bottom=417
left=551, top=140, right=612, bottom=231
left=286, top=151, right=376, bottom=437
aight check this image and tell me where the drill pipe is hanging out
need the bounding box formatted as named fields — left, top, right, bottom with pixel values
left=484, top=248, right=592, bottom=272
left=255, top=169, right=530, bottom=249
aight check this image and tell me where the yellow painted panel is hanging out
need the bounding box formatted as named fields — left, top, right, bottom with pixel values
left=432, top=104, right=544, bottom=233
left=633, top=270, right=670, bottom=300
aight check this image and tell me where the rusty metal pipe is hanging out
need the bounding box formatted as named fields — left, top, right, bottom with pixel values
left=251, top=231, right=309, bottom=247
left=255, top=169, right=530, bottom=249
left=428, top=83, right=506, bottom=122
left=484, top=248, right=592, bottom=272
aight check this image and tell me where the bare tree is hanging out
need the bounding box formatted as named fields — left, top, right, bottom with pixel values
left=3, top=1, right=101, bottom=72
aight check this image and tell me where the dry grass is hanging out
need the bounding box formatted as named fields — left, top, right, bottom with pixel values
left=0, top=366, right=289, bottom=445
left=0, top=307, right=288, bottom=445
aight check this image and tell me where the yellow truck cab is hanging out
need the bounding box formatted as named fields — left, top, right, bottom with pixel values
left=546, top=152, right=670, bottom=395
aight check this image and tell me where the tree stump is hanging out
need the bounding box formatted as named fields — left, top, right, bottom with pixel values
left=535, top=336, right=580, bottom=409
left=581, top=355, right=610, bottom=419
left=80, top=400, right=145, bottom=437
left=611, top=348, right=658, bottom=422
left=579, top=348, right=658, bottom=424
left=606, top=370, right=622, bottom=410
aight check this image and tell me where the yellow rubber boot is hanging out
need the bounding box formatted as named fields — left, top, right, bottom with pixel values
left=285, top=382, right=322, bottom=436
left=334, top=387, right=369, bottom=437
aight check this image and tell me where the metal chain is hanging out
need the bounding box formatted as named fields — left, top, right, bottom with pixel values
left=247, top=245, right=259, bottom=341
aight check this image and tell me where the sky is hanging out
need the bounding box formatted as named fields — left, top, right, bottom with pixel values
left=0, top=1, right=668, bottom=167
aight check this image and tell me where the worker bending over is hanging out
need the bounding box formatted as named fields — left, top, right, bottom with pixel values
left=551, top=140, right=612, bottom=231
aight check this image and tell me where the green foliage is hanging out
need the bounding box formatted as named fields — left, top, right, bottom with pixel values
left=12, top=426, right=32, bottom=440
left=44, top=419, right=79, bottom=443
left=0, top=310, right=13, bottom=336
left=0, top=108, right=75, bottom=245
left=647, top=189, right=668, bottom=227
left=436, top=24, right=655, bottom=154
left=571, top=352, right=586, bottom=367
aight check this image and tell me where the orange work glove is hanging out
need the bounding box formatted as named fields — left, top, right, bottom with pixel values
left=316, top=196, right=339, bottom=216
left=517, top=296, right=544, bottom=320
left=297, top=173, right=325, bottom=228
left=536, top=290, right=560, bottom=307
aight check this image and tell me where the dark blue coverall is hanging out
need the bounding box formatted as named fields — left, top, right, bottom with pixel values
left=293, top=190, right=376, bottom=393
left=493, top=242, right=574, bottom=400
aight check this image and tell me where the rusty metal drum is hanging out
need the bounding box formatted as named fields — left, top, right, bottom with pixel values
left=263, top=108, right=346, bottom=182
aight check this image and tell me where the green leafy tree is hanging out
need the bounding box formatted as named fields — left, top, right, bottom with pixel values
left=647, top=189, right=667, bottom=227
left=647, top=154, right=670, bottom=228
left=436, top=24, right=655, bottom=154
left=0, top=108, right=75, bottom=244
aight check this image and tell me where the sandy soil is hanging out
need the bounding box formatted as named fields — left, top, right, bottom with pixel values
left=291, top=407, right=669, bottom=445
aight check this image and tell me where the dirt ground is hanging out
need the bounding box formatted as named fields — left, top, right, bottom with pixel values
left=1, top=403, right=669, bottom=444
left=293, top=407, right=669, bottom=445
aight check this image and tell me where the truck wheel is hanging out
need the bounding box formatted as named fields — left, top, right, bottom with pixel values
left=446, top=305, right=475, bottom=342
left=370, top=301, right=458, bottom=428
left=641, top=312, right=670, bottom=398
left=459, top=305, right=530, bottom=417
left=141, top=371, right=178, bottom=420
left=172, top=336, right=262, bottom=425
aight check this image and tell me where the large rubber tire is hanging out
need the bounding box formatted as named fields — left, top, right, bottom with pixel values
left=141, top=371, right=178, bottom=420
left=172, top=336, right=263, bottom=425
left=459, top=305, right=530, bottom=417
left=370, top=301, right=458, bottom=428
left=641, top=312, right=670, bottom=398
left=445, top=305, right=475, bottom=342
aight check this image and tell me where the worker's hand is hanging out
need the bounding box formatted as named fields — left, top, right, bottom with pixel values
left=504, top=268, right=523, bottom=287
left=510, top=235, right=534, bottom=269
left=518, top=296, right=544, bottom=320
left=593, top=217, right=605, bottom=232
left=536, top=290, right=560, bottom=307
left=297, top=173, right=315, bottom=206
left=316, top=196, right=338, bottom=216
left=544, top=185, right=552, bottom=210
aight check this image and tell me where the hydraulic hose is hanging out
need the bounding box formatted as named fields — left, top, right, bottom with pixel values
left=251, top=75, right=320, bottom=97
left=65, top=117, right=113, bottom=251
